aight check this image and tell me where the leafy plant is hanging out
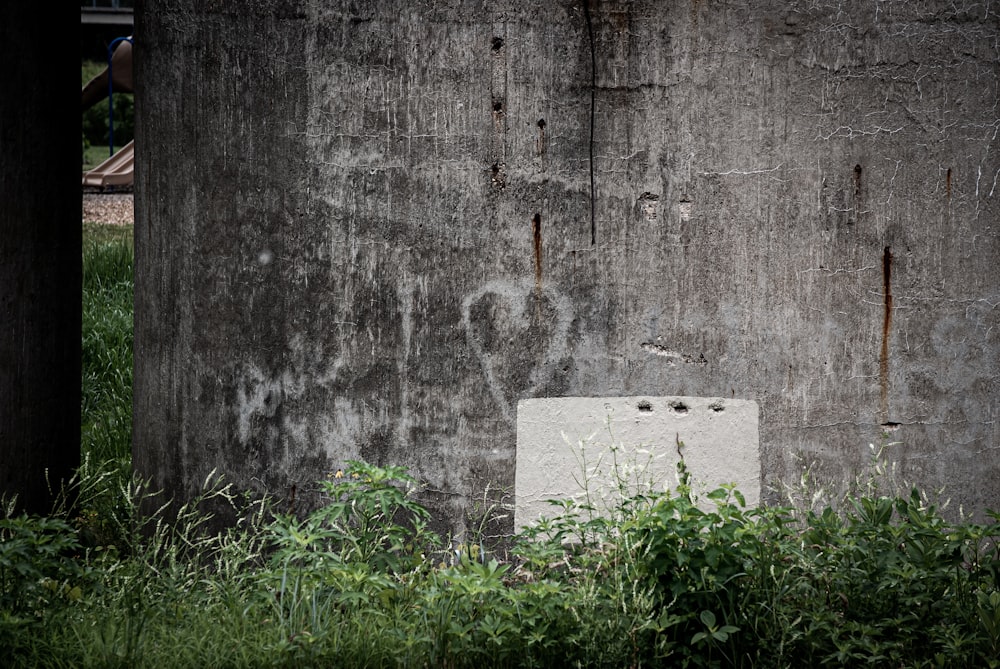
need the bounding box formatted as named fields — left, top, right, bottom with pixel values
left=266, top=460, right=440, bottom=575
left=0, top=514, right=86, bottom=615
left=0, top=513, right=91, bottom=665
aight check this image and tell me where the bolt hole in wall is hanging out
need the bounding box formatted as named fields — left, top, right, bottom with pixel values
left=635, top=400, right=712, bottom=414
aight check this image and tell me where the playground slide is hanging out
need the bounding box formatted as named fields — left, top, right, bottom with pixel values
left=82, top=140, right=134, bottom=188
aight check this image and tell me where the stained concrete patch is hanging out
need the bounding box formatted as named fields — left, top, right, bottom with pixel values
left=515, top=397, right=760, bottom=531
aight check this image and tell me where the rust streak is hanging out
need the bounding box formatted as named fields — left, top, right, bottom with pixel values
left=532, top=213, right=542, bottom=288
left=880, top=246, right=893, bottom=419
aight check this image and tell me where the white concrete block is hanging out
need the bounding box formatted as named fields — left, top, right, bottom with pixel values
left=515, top=396, right=760, bottom=531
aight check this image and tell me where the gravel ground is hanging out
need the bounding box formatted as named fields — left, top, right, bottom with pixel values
left=83, top=192, right=134, bottom=226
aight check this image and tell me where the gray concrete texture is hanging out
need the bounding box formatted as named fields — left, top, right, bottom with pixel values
left=515, top=396, right=760, bottom=531
left=134, top=0, right=999, bottom=538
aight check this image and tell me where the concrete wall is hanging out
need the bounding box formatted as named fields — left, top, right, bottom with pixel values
left=134, top=0, right=999, bottom=539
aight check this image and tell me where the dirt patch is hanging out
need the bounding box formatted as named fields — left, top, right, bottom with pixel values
left=83, top=191, right=134, bottom=226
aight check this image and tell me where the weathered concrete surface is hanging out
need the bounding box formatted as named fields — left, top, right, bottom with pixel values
left=135, top=0, right=999, bottom=538
left=515, top=396, right=759, bottom=531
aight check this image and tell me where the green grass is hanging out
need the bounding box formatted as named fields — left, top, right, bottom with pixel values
left=81, top=143, right=134, bottom=171
left=83, top=221, right=134, bottom=247
left=75, top=224, right=135, bottom=548
left=81, top=224, right=133, bottom=466
left=0, top=224, right=996, bottom=667
left=82, top=144, right=113, bottom=171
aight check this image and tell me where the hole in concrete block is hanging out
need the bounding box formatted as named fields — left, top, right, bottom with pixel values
left=637, top=400, right=652, bottom=412
left=669, top=401, right=689, bottom=414
left=709, top=401, right=725, bottom=412
left=492, top=36, right=504, bottom=50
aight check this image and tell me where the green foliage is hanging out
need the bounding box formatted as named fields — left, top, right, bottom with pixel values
left=267, top=461, right=440, bottom=575
left=0, top=514, right=92, bottom=665
left=754, top=491, right=1000, bottom=667
left=82, top=59, right=134, bottom=154
left=0, top=515, right=85, bottom=615
left=514, top=445, right=1000, bottom=668
left=4, top=452, right=998, bottom=668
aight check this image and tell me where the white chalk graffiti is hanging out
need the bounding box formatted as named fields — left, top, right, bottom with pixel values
left=461, top=279, right=573, bottom=422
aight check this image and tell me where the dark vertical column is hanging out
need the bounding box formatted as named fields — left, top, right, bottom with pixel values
left=0, top=6, right=82, bottom=513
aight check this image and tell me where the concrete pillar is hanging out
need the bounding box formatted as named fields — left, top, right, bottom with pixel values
left=134, top=1, right=1000, bottom=537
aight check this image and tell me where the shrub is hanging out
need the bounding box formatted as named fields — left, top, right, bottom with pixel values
left=512, top=447, right=1000, bottom=668
left=4, top=451, right=998, bottom=668
left=0, top=514, right=92, bottom=664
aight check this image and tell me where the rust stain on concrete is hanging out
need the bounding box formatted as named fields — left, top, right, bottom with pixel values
left=880, top=246, right=893, bottom=419
left=532, top=213, right=542, bottom=288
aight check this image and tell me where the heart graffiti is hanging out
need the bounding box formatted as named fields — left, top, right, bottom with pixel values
left=461, top=280, right=573, bottom=423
